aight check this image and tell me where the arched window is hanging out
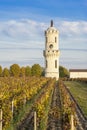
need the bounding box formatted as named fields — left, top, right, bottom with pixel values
left=55, top=37, right=57, bottom=43
left=46, top=37, right=48, bottom=43
left=55, top=60, right=57, bottom=68
left=46, top=60, right=48, bottom=68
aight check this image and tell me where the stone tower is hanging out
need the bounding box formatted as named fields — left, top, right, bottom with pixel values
left=43, top=20, right=60, bottom=80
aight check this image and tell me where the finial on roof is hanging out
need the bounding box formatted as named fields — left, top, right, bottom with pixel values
left=51, top=20, right=53, bottom=27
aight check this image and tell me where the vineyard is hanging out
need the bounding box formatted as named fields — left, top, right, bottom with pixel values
left=64, top=80, right=87, bottom=116
left=0, top=77, right=87, bottom=130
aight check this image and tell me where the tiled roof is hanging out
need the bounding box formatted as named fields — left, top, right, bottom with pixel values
left=69, top=69, right=87, bottom=72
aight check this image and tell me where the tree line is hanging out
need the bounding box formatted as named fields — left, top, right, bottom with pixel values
left=0, top=64, right=43, bottom=77
left=0, top=64, right=69, bottom=77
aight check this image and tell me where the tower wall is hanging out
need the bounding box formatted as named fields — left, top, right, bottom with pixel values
left=43, top=21, right=60, bottom=80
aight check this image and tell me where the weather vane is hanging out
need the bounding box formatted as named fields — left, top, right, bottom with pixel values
left=51, top=20, right=53, bottom=27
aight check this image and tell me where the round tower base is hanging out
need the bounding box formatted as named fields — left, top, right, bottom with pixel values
left=45, top=72, right=59, bottom=80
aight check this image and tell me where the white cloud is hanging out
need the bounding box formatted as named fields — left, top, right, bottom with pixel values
left=0, top=19, right=46, bottom=42
left=0, top=19, right=87, bottom=50
left=0, top=18, right=87, bottom=68
left=56, top=20, right=87, bottom=36
left=54, top=20, right=87, bottom=49
left=0, top=19, right=87, bottom=41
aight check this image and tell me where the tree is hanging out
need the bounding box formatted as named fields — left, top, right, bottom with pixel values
left=0, top=66, right=2, bottom=76
left=10, top=64, right=20, bottom=77
left=25, top=66, right=31, bottom=76
left=59, top=66, right=69, bottom=77
left=0, top=65, right=2, bottom=76
left=41, top=67, right=45, bottom=76
left=31, top=64, right=42, bottom=76
left=20, top=67, right=25, bottom=77
left=3, top=68, right=10, bottom=77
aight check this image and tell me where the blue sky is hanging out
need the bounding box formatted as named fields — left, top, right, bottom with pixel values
left=0, top=0, right=87, bottom=69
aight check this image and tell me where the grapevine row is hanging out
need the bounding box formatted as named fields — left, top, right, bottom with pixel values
left=0, top=77, right=49, bottom=129
left=59, top=80, right=87, bottom=130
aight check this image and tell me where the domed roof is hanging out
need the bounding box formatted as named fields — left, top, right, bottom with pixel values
left=47, top=26, right=57, bottom=31
left=46, top=20, right=58, bottom=32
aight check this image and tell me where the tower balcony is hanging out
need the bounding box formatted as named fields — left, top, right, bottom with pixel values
left=43, top=50, right=60, bottom=57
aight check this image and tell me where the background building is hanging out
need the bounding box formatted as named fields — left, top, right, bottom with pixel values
left=69, top=69, right=87, bottom=78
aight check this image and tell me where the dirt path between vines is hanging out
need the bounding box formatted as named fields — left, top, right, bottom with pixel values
left=47, top=82, right=63, bottom=130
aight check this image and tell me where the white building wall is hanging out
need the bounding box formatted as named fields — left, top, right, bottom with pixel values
left=45, top=29, right=59, bottom=50
left=70, top=72, right=87, bottom=78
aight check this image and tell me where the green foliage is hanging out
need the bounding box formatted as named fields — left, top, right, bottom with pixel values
left=0, top=76, right=49, bottom=129
left=2, top=68, right=10, bottom=77
left=31, top=64, right=42, bottom=76
left=59, top=81, right=75, bottom=129
left=20, top=67, right=25, bottom=77
left=0, top=64, right=43, bottom=77
left=10, top=64, right=20, bottom=77
left=41, top=67, right=45, bottom=76
left=59, top=66, right=69, bottom=77
left=33, top=79, right=55, bottom=129
left=25, top=66, right=31, bottom=76
left=64, top=81, right=87, bottom=116
left=0, top=65, right=2, bottom=76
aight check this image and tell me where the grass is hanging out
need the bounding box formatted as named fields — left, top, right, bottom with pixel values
left=64, top=81, right=87, bottom=117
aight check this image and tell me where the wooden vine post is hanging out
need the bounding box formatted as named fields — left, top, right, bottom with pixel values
left=71, top=114, right=75, bottom=130
left=34, top=111, right=37, bottom=130
left=0, top=109, right=2, bottom=130
left=24, top=96, right=26, bottom=105
left=12, top=100, right=14, bottom=120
